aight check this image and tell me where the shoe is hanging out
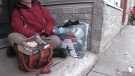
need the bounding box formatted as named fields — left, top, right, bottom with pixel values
left=52, top=48, right=67, bottom=58
left=6, top=46, right=16, bottom=57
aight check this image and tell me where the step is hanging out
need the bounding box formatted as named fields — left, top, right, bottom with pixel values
left=0, top=48, right=98, bottom=76
left=39, top=51, right=97, bottom=76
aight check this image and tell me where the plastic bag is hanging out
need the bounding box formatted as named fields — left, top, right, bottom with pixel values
left=53, top=27, right=77, bottom=35
left=53, top=22, right=89, bottom=58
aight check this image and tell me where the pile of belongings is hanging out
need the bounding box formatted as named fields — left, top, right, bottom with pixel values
left=53, top=20, right=89, bottom=58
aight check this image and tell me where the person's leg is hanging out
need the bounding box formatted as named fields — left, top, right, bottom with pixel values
left=7, top=34, right=67, bottom=58
left=43, top=35, right=60, bottom=50
left=44, top=35, right=67, bottom=58
left=7, top=33, right=27, bottom=57
left=8, top=33, right=27, bottom=46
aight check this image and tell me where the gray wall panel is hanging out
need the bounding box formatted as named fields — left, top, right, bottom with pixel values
left=0, top=0, right=9, bottom=23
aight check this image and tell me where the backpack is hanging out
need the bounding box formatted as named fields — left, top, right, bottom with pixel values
left=13, top=43, right=53, bottom=74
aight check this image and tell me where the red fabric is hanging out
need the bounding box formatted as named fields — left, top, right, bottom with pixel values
left=133, top=9, right=135, bottom=15
left=130, top=9, right=135, bottom=15
left=61, top=36, right=77, bottom=42
left=13, top=43, right=53, bottom=73
left=12, top=1, right=55, bottom=37
left=130, top=9, right=133, bottom=13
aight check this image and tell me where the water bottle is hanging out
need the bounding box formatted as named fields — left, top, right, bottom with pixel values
left=54, top=27, right=76, bottom=35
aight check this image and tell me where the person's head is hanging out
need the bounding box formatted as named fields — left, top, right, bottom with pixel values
left=19, top=0, right=36, bottom=8
left=16, top=0, right=38, bottom=8
left=20, top=0, right=31, bottom=4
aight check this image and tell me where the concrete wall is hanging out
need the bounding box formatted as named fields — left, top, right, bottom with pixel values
left=100, top=5, right=122, bottom=52
left=44, top=0, right=123, bottom=53
left=44, top=3, right=93, bottom=50
left=131, top=0, right=135, bottom=7
left=91, top=0, right=105, bottom=53
left=125, top=0, right=132, bottom=25
left=91, top=0, right=122, bottom=53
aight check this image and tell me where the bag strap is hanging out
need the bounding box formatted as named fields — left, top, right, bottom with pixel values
left=15, top=3, right=43, bottom=28
left=20, top=45, right=53, bottom=74
left=15, top=6, right=27, bottom=27
left=41, top=45, right=53, bottom=74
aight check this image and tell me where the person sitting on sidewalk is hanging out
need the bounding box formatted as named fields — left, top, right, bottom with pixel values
left=7, top=0, right=67, bottom=58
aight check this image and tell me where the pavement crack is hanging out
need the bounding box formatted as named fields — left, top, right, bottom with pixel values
left=86, top=60, right=99, bottom=76
left=92, top=71, right=109, bottom=76
left=50, top=59, right=66, bottom=68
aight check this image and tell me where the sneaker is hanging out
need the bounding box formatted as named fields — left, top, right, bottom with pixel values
left=52, top=48, right=67, bottom=58
left=6, top=46, right=16, bottom=57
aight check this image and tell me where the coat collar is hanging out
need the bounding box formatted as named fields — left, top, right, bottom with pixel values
left=16, top=0, right=39, bottom=8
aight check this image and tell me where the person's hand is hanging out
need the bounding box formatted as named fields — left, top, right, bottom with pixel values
left=40, top=33, right=49, bottom=39
left=26, top=41, right=37, bottom=48
left=41, top=35, right=46, bottom=40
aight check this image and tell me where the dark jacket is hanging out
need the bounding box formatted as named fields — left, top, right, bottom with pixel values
left=12, top=0, right=55, bottom=37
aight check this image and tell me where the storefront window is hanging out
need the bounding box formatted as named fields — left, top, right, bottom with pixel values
left=106, top=0, right=121, bottom=7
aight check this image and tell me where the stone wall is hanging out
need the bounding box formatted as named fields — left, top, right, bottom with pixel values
left=91, top=0, right=105, bottom=53
left=91, top=0, right=122, bottom=53
left=100, top=5, right=122, bottom=52
left=43, top=0, right=123, bottom=53
left=44, top=3, right=93, bottom=50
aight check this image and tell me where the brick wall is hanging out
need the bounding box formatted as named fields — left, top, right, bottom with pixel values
left=44, top=3, right=93, bottom=50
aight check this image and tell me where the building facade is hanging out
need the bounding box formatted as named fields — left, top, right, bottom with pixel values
left=40, top=0, right=123, bottom=53
left=0, top=0, right=129, bottom=53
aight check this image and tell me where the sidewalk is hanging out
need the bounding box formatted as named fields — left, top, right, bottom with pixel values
left=0, top=47, right=98, bottom=76
left=1, top=25, right=134, bottom=76
left=88, top=25, right=135, bottom=76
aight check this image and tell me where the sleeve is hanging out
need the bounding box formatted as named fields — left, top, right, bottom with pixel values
left=41, top=6, right=55, bottom=36
left=12, top=9, right=35, bottom=37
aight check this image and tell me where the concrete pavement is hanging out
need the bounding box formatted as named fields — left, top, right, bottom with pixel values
left=0, top=48, right=98, bottom=76
left=88, top=25, right=135, bottom=76
left=1, top=25, right=135, bottom=76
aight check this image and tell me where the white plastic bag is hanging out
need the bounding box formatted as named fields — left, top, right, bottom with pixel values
left=54, top=22, right=89, bottom=58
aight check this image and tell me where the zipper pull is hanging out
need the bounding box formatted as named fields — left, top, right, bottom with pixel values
left=42, top=30, right=45, bottom=33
